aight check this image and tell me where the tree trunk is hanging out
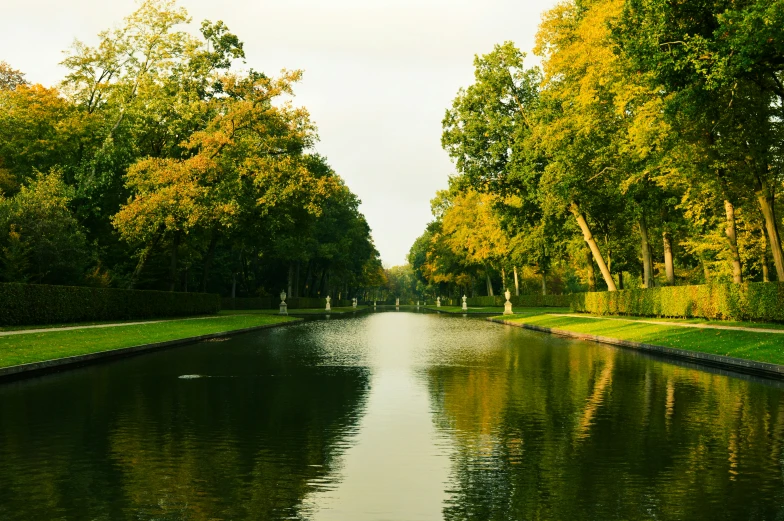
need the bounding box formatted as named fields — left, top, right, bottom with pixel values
left=541, top=269, right=547, bottom=296
left=639, top=215, right=653, bottom=288
left=501, top=268, right=506, bottom=291
left=201, top=230, right=218, bottom=293
left=304, top=261, right=312, bottom=297
left=169, top=233, right=180, bottom=292
left=760, top=223, right=771, bottom=282
left=756, top=190, right=784, bottom=281
left=662, top=230, right=675, bottom=285
left=318, top=268, right=327, bottom=296
left=287, top=263, right=294, bottom=297
left=571, top=203, right=617, bottom=291
left=231, top=273, right=236, bottom=299
left=485, top=269, right=494, bottom=297
left=701, top=254, right=711, bottom=284
left=724, top=200, right=743, bottom=283
left=295, top=261, right=301, bottom=297
left=585, top=245, right=597, bottom=291
left=618, top=271, right=624, bottom=290
left=513, top=266, right=519, bottom=296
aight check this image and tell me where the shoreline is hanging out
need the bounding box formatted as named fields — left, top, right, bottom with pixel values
left=489, top=317, right=784, bottom=381
left=0, top=318, right=302, bottom=382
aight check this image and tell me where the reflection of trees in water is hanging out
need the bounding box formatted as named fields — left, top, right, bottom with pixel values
left=0, top=346, right=370, bottom=520
left=427, top=342, right=784, bottom=520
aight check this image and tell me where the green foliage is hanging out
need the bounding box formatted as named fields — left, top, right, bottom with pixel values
left=0, top=0, right=381, bottom=300
left=0, top=171, right=91, bottom=285
left=467, top=294, right=576, bottom=308
left=573, top=282, right=784, bottom=322
left=0, top=282, right=219, bottom=326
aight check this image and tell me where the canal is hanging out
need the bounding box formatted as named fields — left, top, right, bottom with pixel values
left=1, top=311, right=783, bottom=520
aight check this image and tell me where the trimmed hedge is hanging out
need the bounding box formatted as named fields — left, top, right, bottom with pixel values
left=222, top=297, right=273, bottom=310
left=571, top=282, right=784, bottom=322
left=0, top=283, right=220, bottom=326
left=467, top=294, right=577, bottom=308
left=222, top=297, right=355, bottom=310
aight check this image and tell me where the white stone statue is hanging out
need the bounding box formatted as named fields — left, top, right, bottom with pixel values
left=374, top=300, right=377, bottom=308
left=462, top=295, right=468, bottom=311
left=504, top=288, right=513, bottom=315
left=416, top=300, right=420, bottom=308
left=352, top=297, right=357, bottom=308
left=436, top=296, right=441, bottom=308
left=395, top=297, right=399, bottom=307
left=279, top=290, right=288, bottom=315
left=325, top=295, right=331, bottom=312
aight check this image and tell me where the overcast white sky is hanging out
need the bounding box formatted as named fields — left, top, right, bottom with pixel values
left=1, top=0, right=558, bottom=266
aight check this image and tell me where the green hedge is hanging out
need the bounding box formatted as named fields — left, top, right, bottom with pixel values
left=222, top=297, right=355, bottom=310
left=467, top=294, right=577, bottom=308
left=221, top=297, right=273, bottom=310
left=571, top=282, right=784, bottom=322
left=0, top=283, right=220, bottom=326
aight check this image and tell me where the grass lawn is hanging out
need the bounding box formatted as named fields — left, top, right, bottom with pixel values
left=497, top=314, right=784, bottom=365
left=576, top=314, right=784, bottom=331
left=0, top=314, right=297, bottom=369
left=219, top=306, right=366, bottom=315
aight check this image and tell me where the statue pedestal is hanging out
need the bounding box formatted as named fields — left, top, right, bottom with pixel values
left=504, top=301, right=513, bottom=315
left=279, top=303, right=288, bottom=315
left=462, top=302, right=468, bottom=311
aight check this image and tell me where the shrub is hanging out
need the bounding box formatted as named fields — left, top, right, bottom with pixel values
left=0, top=282, right=219, bottom=326
left=571, top=282, right=784, bottom=322
left=222, top=297, right=355, bottom=310
left=466, top=294, right=577, bottom=308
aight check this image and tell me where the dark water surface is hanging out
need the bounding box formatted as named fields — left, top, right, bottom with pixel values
left=1, top=311, right=784, bottom=520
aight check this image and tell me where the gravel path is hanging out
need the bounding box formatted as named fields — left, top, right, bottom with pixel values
left=0, top=316, right=231, bottom=337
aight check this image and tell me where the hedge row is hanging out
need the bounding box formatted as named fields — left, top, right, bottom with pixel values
left=571, top=282, right=784, bottom=322
left=467, top=294, right=577, bottom=308
left=222, top=297, right=354, bottom=310
left=0, top=283, right=220, bottom=326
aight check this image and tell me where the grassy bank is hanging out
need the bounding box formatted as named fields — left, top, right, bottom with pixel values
left=496, top=313, right=784, bottom=365
left=0, top=314, right=297, bottom=369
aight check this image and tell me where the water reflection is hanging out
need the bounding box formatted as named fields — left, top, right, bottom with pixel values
left=0, top=312, right=783, bottom=520
left=0, top=323, right=370, bottom=520
left=425, top=320, right=784, bottom=520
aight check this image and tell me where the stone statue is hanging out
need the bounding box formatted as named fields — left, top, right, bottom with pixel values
left=416, top=300, right=420, bottom=308
left=325, top=295, right=331, bottom=312
left=436, top=297, right=441, bottom=308
left=352, top=297, right=357, bottom=308
left=462, top=295, right=468, bottom=312
left=395, top=297, right=399, bottom=307
left=504, top=289, right=513, bottom=315
left=279, top=290, right=288, bottom=315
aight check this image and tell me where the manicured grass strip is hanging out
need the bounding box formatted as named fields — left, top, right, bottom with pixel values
left=0, top=315, right=297, bottom=369
left=568, top=313, right=784, bottom=331
left=500, top=314, right=784, bottom=365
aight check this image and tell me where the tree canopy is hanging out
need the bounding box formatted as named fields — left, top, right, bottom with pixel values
left=0, top=0, right=381, bottom=299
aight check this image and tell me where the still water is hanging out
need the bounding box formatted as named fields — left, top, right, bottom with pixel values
left=1, top=311, right=784, bottom=520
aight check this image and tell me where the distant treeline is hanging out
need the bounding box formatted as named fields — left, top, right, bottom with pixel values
left=408, top=0, right=784, bottom=300
left=0, top=0, right=385, bottom=299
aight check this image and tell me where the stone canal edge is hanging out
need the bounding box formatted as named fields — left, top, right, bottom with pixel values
left=488, top=317, right=784, bottom=381
left=0, top=319, right=304, bottom=382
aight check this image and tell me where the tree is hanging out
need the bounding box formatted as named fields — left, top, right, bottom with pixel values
left=0, top=62, right=27, bottom=91
left=0, top=170, right=90, bottom=284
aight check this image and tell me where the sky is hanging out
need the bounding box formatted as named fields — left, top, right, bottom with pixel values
left=1, top=0, right=559, bottom=266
